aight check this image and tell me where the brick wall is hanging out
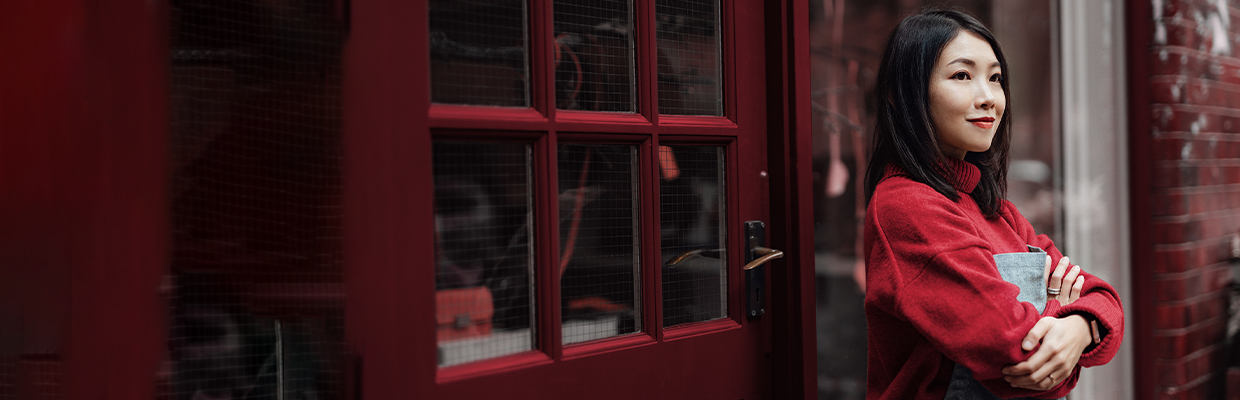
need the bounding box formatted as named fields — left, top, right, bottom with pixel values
left=1143, top=0, right=1240, bottom=398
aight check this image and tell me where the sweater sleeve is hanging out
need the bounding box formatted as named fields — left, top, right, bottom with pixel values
left=1003, top=201, right=1125, bottom=367
left=867, top=189, right=1070, bottom=398
left=899, top=248, right=1079, bottom=398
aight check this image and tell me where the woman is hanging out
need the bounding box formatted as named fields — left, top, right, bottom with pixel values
left=863, top=9, right=1123, bottom=400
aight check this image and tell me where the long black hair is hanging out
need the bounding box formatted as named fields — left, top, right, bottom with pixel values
left=863, top=9, right=1011, bottom=217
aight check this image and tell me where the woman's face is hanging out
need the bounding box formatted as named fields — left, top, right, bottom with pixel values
left=928, top=31, right=1005, bottom=160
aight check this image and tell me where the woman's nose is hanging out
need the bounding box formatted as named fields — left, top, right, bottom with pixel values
left=976, top=83, right=996, bottom=109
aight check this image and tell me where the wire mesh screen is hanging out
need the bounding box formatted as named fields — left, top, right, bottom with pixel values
left=656, top=0, right=723, bottom=116
left=168, top=1, right=346, bottom=398
left=553, top=0, right=637, bottom=112
left=660, top=146, right=727, bottom=326
left=430, top=0, right=529, bottom=107
left=0, top=359, right=9, bottom=399
left=433, top=142, right=536, bottom=367
left=0, top=355, right=61, bottom=399
left=558, top=144, right=641, bottom=344
left=22, top=357, right=62, bottom=400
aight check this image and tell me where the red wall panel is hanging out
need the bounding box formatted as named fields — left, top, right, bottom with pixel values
left=0, top=0, right=167, bottom=397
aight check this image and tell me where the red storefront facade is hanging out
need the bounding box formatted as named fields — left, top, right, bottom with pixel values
left=6, top=0, right=1240, bottom=399
left=0, top=0, right=817, bottom=398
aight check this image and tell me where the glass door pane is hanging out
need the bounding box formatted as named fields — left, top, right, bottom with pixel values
left=167, top=0, right=347, bottom=397
left=557, top=144, right=642, bottom=344
left=433, top=142, right=536, bottom=366
left=660, top=145, right=727, bottom=326
left=553, top=0, right=637, bottom=112
left=656, top=0, right=723, bottom=116
left=430, top=0, right=530, bottom=107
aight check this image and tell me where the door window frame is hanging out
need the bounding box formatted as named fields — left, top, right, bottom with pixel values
left=425, top=0, right=747, bottom=382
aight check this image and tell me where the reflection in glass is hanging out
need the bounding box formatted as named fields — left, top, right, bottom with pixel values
left=433, top=142, right=536, bottom=367
left=553, top=0, right=636, bottom=112
left=558, top=144, right=641, bottom=344
left=168, top=0, right=347, bottom=397
left=430, top=0, right=529, bottom=107
left=660, top=146, right=727, bottom=327
left=657, top=0, right=723, bottom=116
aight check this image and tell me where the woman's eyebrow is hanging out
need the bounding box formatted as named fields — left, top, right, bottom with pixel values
left=946, top=58, right=1001, bottom=69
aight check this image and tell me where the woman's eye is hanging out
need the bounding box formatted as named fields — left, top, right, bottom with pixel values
left=951, top=72, right=969, bottom=80
left=990, top=74, right=1003, bottom=83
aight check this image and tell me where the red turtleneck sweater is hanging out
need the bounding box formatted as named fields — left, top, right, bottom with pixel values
left=864, top=159, right=1123, bottom=400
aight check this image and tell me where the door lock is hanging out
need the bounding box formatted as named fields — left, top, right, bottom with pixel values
left=744, top=221, right=783, bottom=318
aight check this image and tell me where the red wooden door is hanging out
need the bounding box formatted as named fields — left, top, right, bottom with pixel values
left=344, top=0, right=809, bottom=398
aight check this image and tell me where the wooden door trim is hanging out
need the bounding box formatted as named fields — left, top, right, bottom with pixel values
left=764, top=0, right=817, bottom=398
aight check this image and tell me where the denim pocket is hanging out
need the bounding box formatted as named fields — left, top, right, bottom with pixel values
left=992, top=245, right=1048, bottom=313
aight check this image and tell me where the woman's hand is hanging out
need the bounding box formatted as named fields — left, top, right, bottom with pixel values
left=1045, top=256, right=1084, bottom=306
left=1001, top=315, right=1093, bottom=390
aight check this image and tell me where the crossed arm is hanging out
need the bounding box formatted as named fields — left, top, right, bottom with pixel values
left=1001, top=255, right=1095, bottom=391
left=867, top=193, right=1124, bottom=398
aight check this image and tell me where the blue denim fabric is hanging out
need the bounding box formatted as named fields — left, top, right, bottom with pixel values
left=943, top=246, right=1065, bottom=400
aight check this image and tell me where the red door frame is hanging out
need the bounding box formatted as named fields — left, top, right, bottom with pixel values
left=341, top=0, right=434, bottom=396
left=763, top=0, right=817, bottom=397
left=0, top=0, right=168, bottom=397
left=1124, top=1, right=1155, bottom=399
left=343, top=0, right=815, bottom=398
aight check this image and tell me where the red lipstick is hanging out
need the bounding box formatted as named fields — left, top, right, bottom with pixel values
left=968, top=117, right=995, bottom=129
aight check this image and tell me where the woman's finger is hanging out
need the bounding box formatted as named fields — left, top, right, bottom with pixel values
left=1011, top=355, right=1066, bottom=390
left=1048, top=257, right=1070, bottom=303
left=1008, top=376, right=1049, bottom=390
left=1028, top=352, right=1067, bottom=386
left=1069, top=275, right=1084, bottom=303
left=1021, top=317, right=1056, bottom=351
left=1008, top=351, right=1067, bottom=390
left=1004, top=362, right=1045, bottom=387
left=1004, top=321, right=1055, bottom=377
left=1006, top=370, right=1050, bottom=389
left=1058, top=265, right=1080, bottom=305
left=1023, top=345, right=1060, bottom=382
left=1030, top=361, right=1072, bottom=392
left=1008, top=366, right=1057, bottom=390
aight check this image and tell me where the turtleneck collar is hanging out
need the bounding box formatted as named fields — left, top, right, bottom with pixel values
left=883, top=157, right=981, bottom=194
left=941, top=157, right=980, bottom=193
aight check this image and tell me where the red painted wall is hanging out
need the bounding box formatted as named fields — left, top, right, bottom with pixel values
left=1132, top=0, right=1240, bottom=398
left=0, top=0, right=167, bottom=397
